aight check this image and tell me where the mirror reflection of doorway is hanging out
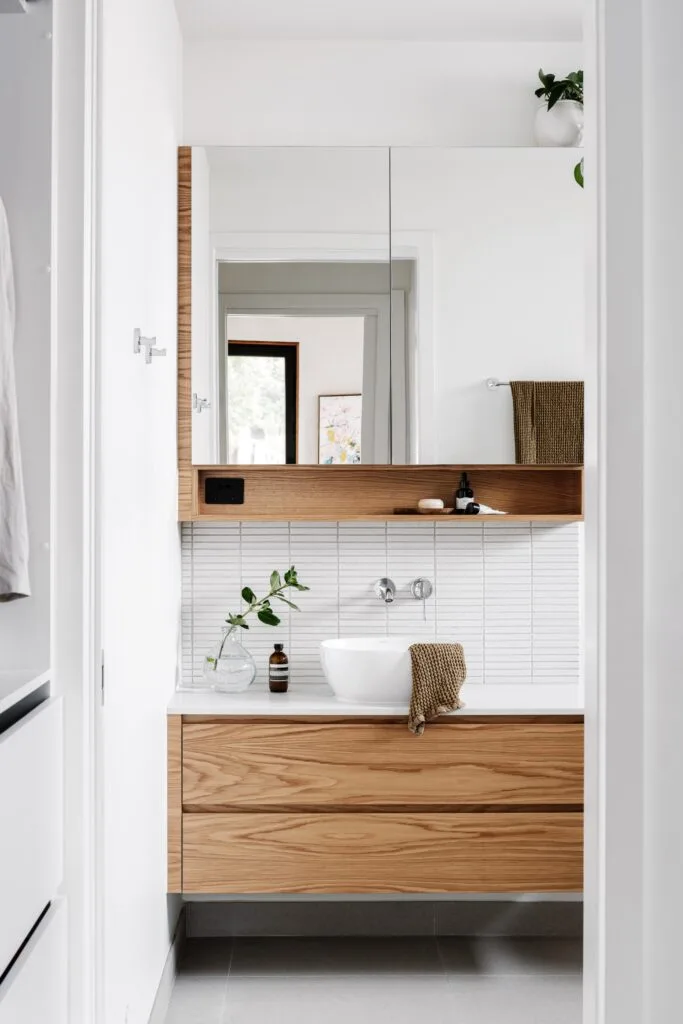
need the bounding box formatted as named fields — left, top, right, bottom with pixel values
left=220, top=311, right=372, bottom=464
left=226, top=341, right=299, bottom=464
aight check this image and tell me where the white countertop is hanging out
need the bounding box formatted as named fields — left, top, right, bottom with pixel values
left=0, top=669, right=50, bottom=717
left=168, top=682, right=583, bottom=717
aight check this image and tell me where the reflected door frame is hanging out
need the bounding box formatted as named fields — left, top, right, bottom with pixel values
left=218, top=292, right=390, bottom=465
left=392, top=233, right=435, bottom=463
left=204, top=235, right=396, bottom=467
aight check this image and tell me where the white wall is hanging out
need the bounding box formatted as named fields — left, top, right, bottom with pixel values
left=98, top=1, right=182, bottom=1022
left=392, top=147, right=584, bottom=462
left=208, top=147, right=389, bottom=234
left=226, top=315, right=365, bottom=464
left=0, top=2, right=52, bottom=669
left=184, top=41, right=583, bottom=146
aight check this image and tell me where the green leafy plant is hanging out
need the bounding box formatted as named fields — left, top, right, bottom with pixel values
left=535, top=68, right=583, bottom=110
left=535, top=68, right=585, bottom=189
left=206, top=567, right=310, bottom=672
left=574, top=158, right=584, bottom=188
left=226, top=566, right=310, bottom=631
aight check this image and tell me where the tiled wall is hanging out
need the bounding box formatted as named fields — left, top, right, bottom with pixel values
left=181, top=521, right=581, bottom=690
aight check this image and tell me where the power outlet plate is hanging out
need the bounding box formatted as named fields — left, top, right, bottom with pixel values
left=204, top=477, right=245, bottom=505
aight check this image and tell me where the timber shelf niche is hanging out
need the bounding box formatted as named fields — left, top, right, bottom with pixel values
left=178, top=464, right=584, bottom=523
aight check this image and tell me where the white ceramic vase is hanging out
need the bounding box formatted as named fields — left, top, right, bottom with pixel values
left=534, top=100, right=584, bottom=147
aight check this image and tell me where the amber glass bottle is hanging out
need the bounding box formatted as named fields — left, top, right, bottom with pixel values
left=268, top=643, right=289, bottom=693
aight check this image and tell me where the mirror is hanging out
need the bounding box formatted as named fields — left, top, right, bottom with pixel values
left=190, top=146, right=391, bottom=465
left=390, top=147, right=584, bottom=464
left=186, top=146, right=583, bottom=466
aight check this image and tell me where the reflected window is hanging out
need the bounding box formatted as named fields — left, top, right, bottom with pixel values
left=226, top=341, right=298, bottom=464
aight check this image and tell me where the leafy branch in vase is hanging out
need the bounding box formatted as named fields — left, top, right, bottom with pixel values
left=227, top=566, right=310, bottom=631
left=206, top=567, right=310, bottom=672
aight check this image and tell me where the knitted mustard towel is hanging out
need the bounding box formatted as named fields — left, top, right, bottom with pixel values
left=408, top=643, right=467, bottom=736
left=510, top=381, right=584, bottom=464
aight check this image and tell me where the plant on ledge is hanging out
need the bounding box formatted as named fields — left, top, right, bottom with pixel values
left=535, top=69, right=583, bottom=110
left=204, top=566, right=310, bottom=693
left=534, top=68, right=584, bottom=187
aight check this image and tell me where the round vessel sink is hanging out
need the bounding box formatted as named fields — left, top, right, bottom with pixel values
left=320, top=636, right=421, bottom=705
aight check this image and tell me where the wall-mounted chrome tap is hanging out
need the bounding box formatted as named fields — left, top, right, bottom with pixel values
left=374, top=578, right=396, bottom=604
left=410, top=577, right=433, bottom=621
left=410, top=577, right=434, bottom=601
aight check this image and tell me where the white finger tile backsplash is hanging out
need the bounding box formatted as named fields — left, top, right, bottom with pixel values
left=181, top=521, right=581, bottom=690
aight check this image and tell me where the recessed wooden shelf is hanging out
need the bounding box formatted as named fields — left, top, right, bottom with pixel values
left=179, top=465, right=583, bottom=523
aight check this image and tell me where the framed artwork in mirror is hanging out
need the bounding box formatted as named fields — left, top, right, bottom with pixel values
left=318, top=394, right=362, bottom=464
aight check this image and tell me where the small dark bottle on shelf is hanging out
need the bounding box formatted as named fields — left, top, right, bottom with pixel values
left=454, top=472, right=474, bottom=514
left=269, top=644, right=289, bottom=693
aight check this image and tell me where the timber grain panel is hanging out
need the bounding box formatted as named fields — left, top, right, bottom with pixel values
left=182, top=811, right=584, bottom=894
left=167, top=715, right=182, bottom=892
left=182, top=720, right=584, bottom=811
left=192, top=465, right=583, bottom=521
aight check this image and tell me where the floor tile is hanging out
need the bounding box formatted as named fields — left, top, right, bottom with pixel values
left=164, top=975, right=229, bottom=1024
left=439, top=937, right=583, bottom=976
left=222, top=975, right=456, bottom=1024
left=228, top=936, right=444, bottom=976
left=164, top=938, right=584, bottom=1024
left=446, top=975, right=582, bottom=1024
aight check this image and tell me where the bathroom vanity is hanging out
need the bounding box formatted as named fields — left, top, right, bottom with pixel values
left=167, top=687, right=584, bottom=896
left=170, top=143, right=586, bottom=900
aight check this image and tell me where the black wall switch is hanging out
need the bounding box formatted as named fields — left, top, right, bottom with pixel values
left=204, top=477, right=245, bottom=505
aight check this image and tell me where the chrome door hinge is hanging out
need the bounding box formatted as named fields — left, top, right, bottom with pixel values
left=100, top=650, right=105, bottom=706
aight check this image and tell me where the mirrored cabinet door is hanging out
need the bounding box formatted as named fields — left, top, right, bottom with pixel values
left=186, top=145, right=584, bottom=467
left=390, top=147, right=584, bottom=464
left=190, top=146, right=391, bottom=465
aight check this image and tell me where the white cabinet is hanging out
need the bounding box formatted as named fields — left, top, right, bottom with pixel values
left=0, top=901, right=67, bottom=1024
left=0, top=697, right=63, bottom=978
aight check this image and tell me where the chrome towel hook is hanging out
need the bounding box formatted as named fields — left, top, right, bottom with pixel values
left=133, top=328, right=166, bottom=364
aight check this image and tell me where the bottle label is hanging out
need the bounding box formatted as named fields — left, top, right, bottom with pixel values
left=269, top=666, right=289, bottom=676
left=456, top=496, right=472, bottom=510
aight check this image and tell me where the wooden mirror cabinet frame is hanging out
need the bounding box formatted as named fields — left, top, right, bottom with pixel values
left=177, top=147, right=583, bottom=523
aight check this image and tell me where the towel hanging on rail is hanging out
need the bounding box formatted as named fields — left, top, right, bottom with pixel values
left=510, top=380, right=584, bottom=465
left=0, top=197, right=30, bottom=601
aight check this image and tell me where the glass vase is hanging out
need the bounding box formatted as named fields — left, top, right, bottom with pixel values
left=203, top=626, right=257, bottom=693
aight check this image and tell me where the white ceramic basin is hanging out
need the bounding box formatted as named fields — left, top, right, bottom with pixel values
left=320, top=637, right=420, bottom=705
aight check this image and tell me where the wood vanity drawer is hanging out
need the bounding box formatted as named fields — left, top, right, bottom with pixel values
left=182, top=811, right=584, bottom=894
left=181, top=718, right=584, bottom=811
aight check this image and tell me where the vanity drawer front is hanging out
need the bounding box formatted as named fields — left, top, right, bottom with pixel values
left=183, top=811, right=583, bottom=894
left=182, top=719, right=584, bottom=810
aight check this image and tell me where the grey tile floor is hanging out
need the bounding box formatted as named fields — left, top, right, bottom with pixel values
left=164, top=937, right=582, bottom=1024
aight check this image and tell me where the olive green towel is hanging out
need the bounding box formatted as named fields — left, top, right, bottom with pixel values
left=408, top=643, right=467, bottom=736
left=511, top=381, right=584, bottom=464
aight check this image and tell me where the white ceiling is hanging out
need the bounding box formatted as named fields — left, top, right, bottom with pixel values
left=175, top=0, right=582, bottom=43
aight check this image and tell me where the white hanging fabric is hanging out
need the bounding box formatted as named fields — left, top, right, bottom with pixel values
left=0, top=197, right=30, bottom=601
